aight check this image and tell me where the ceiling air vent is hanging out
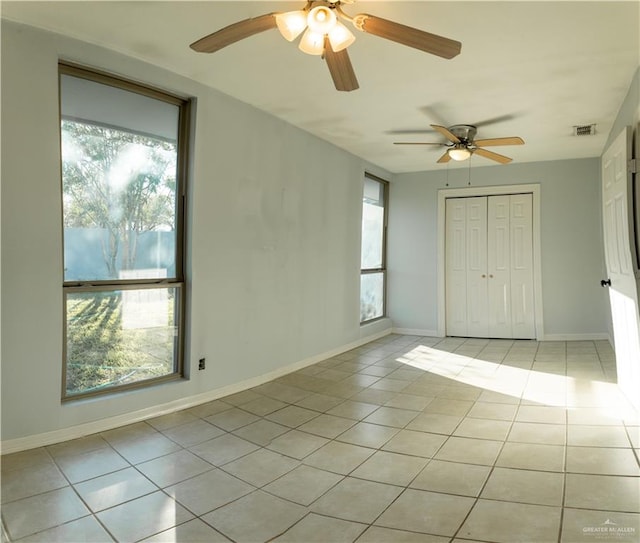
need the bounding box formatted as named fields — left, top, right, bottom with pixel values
left=573, top=124, right=596, bottom=136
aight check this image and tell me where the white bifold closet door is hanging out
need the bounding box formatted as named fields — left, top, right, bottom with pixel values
left=445, top=194, right=535, bottom=339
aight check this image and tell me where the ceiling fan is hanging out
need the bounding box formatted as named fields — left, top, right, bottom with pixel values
left=394, top=124, right=525, bottom=164
left=190, top=1, right=461, bottom=92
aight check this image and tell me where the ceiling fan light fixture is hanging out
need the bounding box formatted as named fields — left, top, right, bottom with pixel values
left=275, top=10, right=308, bottom=41
left=448, top=147, right=471, bottom=161
left=298, top=28, right=325, bottom=55
left=190, top=4, right=462, bottom=92
left=306, top=6, right=337, bottom=34
left=328, top=21, right=356, bottom=52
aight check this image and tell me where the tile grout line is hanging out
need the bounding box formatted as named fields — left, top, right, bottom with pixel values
left=558, top=393, right=570, bottom=543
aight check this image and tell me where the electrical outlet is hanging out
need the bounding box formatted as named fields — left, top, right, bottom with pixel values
left=198, top=358, right=206, bottom=371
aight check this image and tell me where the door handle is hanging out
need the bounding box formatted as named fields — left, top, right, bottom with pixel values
left=600, top=279, right=612, bottom=287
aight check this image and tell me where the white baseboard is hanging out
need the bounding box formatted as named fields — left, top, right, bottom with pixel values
left=1, top=328, right=392, bottom=455
left=391, top=329, right=610, bottom=343
left=392, top=328, right=441, bottom=337
left=541, top=333, right=611, bottom=341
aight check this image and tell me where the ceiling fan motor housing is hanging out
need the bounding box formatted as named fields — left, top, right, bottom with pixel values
left=449, top=124, right=477, bottom=144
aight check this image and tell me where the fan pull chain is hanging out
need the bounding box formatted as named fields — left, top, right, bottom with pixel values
left=467, top=156, right=472, bottom=186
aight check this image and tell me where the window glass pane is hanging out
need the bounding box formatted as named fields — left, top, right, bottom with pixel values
left=360, top=272, right=384, bottom=322
left=361, top=179, right=385, bottom=269
left=65, top=287, right=180, bottom=397
left=363, top=176, right=383, bottom=205
left=61, top=75, right=179, bottom=282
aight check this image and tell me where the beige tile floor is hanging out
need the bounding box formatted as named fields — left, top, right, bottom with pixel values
left=2, top=335, right=639, bottom=542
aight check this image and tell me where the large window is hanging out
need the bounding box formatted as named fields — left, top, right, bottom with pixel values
left=360, top=173, right=388, bottom=323
left=59, top=64, right=190, bottom=400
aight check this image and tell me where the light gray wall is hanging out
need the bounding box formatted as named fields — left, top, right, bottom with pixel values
left=387, top=158, right=610, bottom=337
left=0, top=21, right=391, bottom=442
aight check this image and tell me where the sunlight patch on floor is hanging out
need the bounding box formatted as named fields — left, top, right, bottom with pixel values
left=397, top=344, right=638, bottom=420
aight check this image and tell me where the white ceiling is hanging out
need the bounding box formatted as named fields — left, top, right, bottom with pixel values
left=2, top=1, right=639, bottom=173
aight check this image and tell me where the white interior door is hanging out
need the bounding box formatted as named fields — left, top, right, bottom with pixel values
left=488, top=195, right=512, bottom=337
left=602, top=127, right=640, bottom=408
left=446, top=194, right=535, bottom=339
left=466, top=198, right=489, bottom=337
left=508, top=194, right=536, bottom=338
left=446, top=197, right=488, bottom=337
left=445, top=198, right=470, bottom=336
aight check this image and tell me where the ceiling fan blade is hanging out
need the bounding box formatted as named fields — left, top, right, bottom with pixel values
left=418, top=105, right=450, bottom=127
left=437, top=151, right=452, bottom=163
left=474, top=136, right=525, bottom=147
left=474, top=114, right=518, bottom=128
left=190, top=13, right=277, bottom=53
left=353, top=14, right=461, bottom=59
left=474, top=147, right=513, bottom=164
left=393, top=142, right=445, bottom=146
left=431, top=124, right=461, bottom=143
left=324, top=38, right=359, bottom=92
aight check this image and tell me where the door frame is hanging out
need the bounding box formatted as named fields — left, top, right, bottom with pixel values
left=437, top=184, right=545, bottom=339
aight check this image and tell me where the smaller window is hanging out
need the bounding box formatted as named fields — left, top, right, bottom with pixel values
left=360, top=174, right=388, bottom=323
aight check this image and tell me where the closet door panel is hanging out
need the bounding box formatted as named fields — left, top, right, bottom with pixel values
left=446, top=199, right=468, bottom=336
left=466, top=197, right=489, bottom=337
left=510, top=193, right=536, bottom=338
left=487, top=196, right=512, bottom=337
